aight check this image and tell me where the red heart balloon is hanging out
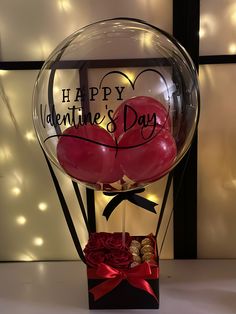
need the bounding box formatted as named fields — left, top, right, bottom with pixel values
left=113, top=96, right=171, bottom=139
left=117, top=126, right=177, bottom=183
left=57, top=125, right=123, bottom=184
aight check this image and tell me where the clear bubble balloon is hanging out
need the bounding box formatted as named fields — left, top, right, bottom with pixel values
left=32, top=18, right=199, bottom=192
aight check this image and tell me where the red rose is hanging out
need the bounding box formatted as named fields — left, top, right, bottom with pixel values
left=105, top=249, right=133, bottom=269
left=84, top=232, right=133, bottom=269
left=84, top=232, right=109, bottom=253
left=105, top=232, right=131, bottom=250
left=85, top=250, right=106, bottom=268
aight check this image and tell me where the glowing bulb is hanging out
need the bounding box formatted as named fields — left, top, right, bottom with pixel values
left=16, top=216, right=26, bottom=225
left=229, top=43, right=236, bottom=54
left=121, top=71, right=135, bottom=84
left=0, top=146, right=12, bottom=162
left=146, top=194, right=159, bottom=203
left=229, top=3, right=236, bottom=25
left=58, top=0, right=71, bottom=11
left=0, top=70, right=8, bottom=76
left=33, top=237, right=44, bottom=246
left=140, top=32, right=153, bottom=48
left=231, top=11, right=236, bottom=24
left=11, top=187, right=21, bottom=196
left=200, top=14, right=216, bottom=36
left=25, top=131, right=36, bottom=141
left=54, top=86, right=60, bottom=94
left=199, top=28, right=206, bottom=38
left=38, top=202, right=48, bottom=211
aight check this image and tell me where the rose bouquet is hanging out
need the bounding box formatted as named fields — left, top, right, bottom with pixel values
left=84, top=232, right=133, bottom=268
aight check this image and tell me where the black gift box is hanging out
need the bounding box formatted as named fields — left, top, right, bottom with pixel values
left=87, top=271, right=159, bottom=309
left=86, top=235, right=159, bottom=309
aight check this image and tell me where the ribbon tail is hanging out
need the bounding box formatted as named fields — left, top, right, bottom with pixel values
left=102, top=195, right=123, bottom=220
left=129, top=195, right=157, bottom=214
left=89, top=277, right=122, bottom=301
left=128, top=278, right=158, bottom=301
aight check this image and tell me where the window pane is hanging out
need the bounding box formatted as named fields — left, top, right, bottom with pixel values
left=0, top=0, right=172, bottom=61
left=200, top=0, right=236, bottom=55
left=198, top=64, right=236, bottom=257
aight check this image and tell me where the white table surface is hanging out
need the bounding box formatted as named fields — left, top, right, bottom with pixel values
left=0, top=260, right=235, bottom=314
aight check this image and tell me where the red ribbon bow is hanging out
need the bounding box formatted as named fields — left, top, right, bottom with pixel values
left=88, top=262, right=159, bottom=301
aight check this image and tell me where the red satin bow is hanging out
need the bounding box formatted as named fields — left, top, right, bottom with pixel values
left=88, top=262, right=159, bottom=301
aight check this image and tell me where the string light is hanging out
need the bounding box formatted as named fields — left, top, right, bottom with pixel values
left=38, top=202, right=48, bottom=211
left=33, top=237, right=44, bottom=246
left=16, top=216, right=27, bottom=225
left=229, top=43, right=236, bottom=54
left=121, top=71, right=135, bottom=84
left=0, top=146, right=12, bottom=162
left=58, top=0, right=71, bottom=12
left=25, top=131, right=36, bottom=141
left=0, top=70, right=8, bottom=76
left=199, top=28, right=206, bottom=38
left=228, top=3, right=236, bottom=25
left=200, top=14, right=216, bottom=38
left=140, top=32, right=153, bottom=48
left=146, top=194, right=159, bottom=203
left=11, top=187, right=21, bottom=196
left=53, top=86, right=60, bottom=94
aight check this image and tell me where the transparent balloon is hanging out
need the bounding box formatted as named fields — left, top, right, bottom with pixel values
left=32, top=18, right=199, bottom=192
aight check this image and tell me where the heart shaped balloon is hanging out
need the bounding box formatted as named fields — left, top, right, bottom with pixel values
left=57, top=125, right=123, bottom=184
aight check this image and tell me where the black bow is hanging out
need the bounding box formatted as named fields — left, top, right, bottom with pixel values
left=102, top=188, right=158, bottom=220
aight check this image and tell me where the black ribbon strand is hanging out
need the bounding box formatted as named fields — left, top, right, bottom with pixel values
left=103, top=188, right=158, bottom=220
left=41, top=149, right=86, bottom=263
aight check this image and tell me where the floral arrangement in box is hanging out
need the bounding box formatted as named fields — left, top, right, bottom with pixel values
left=84, top=232, right=159, bottom=309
